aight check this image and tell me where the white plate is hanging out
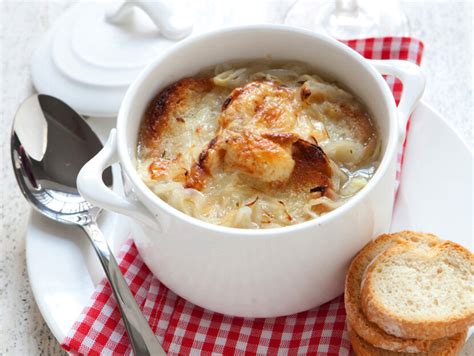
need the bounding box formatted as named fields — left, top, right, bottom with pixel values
left=26, top=101, right=473, bottom=343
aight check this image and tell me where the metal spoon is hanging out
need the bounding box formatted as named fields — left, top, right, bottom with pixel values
left=10, top=94, right=166, bottom=356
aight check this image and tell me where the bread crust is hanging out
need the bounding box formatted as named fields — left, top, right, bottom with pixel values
left=361, top=241, right=474, bottom=340
left=141, top=77, right=215, bottom=149
left=348, top=323, right=467, bottom=356
left=345, top=231, right=440, bottom=352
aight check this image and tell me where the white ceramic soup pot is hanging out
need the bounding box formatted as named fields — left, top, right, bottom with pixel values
left=77, top=25, right=425, bottom=317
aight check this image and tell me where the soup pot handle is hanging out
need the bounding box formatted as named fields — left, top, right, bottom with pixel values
left=370, top=60, right=426, bottom=143
left=77, top=129, right=157, bottom=228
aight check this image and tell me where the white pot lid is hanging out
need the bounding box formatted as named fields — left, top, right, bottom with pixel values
left=31, top=0, right=193, bottom=118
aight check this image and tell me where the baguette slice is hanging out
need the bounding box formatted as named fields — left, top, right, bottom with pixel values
left=361, top=240, right=474, bottom=340
left=347, top=323, right=467, bottom=356
left=345, top=231, right=439, bottom=352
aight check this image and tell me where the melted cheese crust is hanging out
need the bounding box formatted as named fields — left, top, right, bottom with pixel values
left=137, top=61, right=380, bottom=228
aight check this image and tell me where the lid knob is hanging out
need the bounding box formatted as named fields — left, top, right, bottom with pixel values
left=106, top=0, right=193, bottom=40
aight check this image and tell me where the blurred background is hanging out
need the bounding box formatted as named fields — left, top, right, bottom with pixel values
left=1, top=0, right=472, bottom=354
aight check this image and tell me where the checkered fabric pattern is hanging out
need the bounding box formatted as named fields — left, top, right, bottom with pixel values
left=62, top=37, right=424, bottom=356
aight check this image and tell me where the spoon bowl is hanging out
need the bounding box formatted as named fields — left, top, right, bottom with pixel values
left=11, top=95, right=111, bottom=225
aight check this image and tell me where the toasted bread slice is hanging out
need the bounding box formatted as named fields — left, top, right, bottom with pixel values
left=348, top=323, right=467, bottom=356
left=361, top=240, right=474, bottom=340
left=345, top=231, right=440, bottom=352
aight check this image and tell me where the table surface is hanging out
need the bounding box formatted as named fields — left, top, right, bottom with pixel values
left=1, top=0, right=472, bottom=354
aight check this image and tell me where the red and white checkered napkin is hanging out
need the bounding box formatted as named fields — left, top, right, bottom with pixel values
left=62, top=37, right=424, bottom=356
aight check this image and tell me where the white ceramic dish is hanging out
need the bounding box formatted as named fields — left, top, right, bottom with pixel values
left=27, top=101, right=473, bottom=342
left=76, top=25, right=425, bottom=317
left=31, top=0, right=193, bottom=117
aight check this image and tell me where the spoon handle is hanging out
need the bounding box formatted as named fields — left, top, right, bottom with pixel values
left=81, top=222, right=166, bottom=356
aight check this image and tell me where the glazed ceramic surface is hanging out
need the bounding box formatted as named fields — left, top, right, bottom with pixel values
left=77, top=25, right=426, bottom=317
